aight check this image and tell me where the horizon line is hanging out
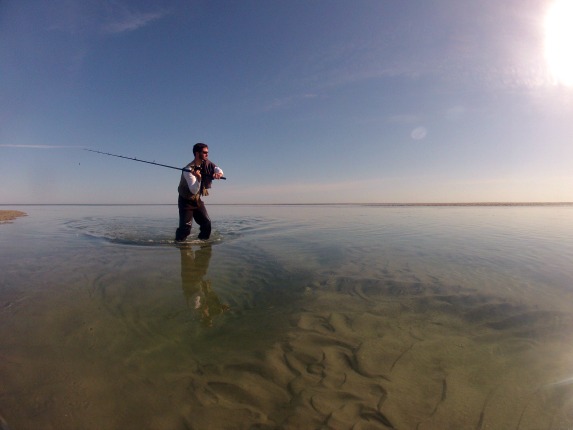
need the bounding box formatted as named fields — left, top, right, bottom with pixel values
left=1, top=202, right=573, bottom=207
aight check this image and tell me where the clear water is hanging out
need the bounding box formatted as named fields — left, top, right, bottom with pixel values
left=1, top=204, right=573, bottom=429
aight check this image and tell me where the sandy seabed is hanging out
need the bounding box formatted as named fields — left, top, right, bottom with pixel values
left=2, top=268, right=573, bottom=429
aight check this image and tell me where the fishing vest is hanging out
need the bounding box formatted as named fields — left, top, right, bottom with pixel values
left=178, top=160, right=217, bottom=200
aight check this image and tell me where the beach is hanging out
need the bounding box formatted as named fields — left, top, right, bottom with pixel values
left=1, top=204, right=572, bottom=429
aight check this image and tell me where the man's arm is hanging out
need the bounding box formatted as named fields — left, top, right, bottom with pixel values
left=183, top=170, right=200, bottom=194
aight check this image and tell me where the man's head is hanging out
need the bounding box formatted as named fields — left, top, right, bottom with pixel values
left=193, top=143, right=209, bottom=160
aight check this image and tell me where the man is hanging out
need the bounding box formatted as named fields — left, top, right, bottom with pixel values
left=175, top=143, right=224, bottom=241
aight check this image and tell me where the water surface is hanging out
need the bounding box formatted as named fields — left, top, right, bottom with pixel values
left=1, top=204, right=573, bottom=429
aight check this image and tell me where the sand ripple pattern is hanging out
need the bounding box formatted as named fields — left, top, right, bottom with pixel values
left=172, top=276, right=573, bottom=429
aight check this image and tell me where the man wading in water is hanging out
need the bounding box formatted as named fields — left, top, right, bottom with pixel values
left=175, top=143, right=224, bottom=242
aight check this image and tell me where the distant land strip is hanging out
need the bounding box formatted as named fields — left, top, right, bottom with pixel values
left=0, top=210, right=27, bottom=223
left=357, top=202, right=573, bottom=207
left=216, top=202, right=573, bottom=207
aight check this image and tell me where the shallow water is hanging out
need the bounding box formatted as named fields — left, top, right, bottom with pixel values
left=1, top=204, right=573, bottom=429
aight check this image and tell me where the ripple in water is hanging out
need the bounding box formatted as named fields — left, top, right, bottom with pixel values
left=63, top=215, right=268, bottom=247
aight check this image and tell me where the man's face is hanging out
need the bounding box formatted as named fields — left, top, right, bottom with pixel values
left=196, top=147, right=209, bottom=160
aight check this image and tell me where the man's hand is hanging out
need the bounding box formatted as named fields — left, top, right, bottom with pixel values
left=213, top=173, right=223, bottom=179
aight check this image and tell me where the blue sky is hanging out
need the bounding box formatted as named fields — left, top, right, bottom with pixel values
left=1, top=0, right=573, bottom=204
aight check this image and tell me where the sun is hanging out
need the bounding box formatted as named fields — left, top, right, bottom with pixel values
left=545, top=0, right=573, bottom=86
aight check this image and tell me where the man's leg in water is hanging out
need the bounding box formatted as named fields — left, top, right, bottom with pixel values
left=175, top=198, right=194, bottom=241
left=193, top=203, right=212, bottom=240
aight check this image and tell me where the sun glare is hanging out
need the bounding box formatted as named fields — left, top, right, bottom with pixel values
left=545, top=0, right=573, bottom=86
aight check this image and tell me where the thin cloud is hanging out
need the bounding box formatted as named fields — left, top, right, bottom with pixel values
left=44, top=2, right=170, bottom=36
left=102, top=9, right=169, bottom=34
left=274, top=0, right=552, bottom=95
left=0, top=144, right=84, bottom=149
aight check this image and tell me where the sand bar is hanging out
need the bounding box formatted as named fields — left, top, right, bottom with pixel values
left=0, top=210, right=27, bottom=223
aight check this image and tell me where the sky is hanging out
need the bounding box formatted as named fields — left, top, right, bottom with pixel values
left=1, top=0, right=573, bottom=204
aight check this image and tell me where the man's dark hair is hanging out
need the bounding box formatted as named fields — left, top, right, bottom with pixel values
left=193, top=142, right=208, bottom=155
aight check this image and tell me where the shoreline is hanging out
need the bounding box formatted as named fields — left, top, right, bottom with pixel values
left=0, top=210, right=27, bottom=223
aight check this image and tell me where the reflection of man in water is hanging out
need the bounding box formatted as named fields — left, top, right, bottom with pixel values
left=180, top=245, right=229, bottom=327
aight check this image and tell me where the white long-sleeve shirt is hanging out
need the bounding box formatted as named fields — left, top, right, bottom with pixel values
left=182, top=166, right=224, bottom=195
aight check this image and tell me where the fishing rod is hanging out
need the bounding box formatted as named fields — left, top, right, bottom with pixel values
left=84, top=148, right=226, bottom=179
